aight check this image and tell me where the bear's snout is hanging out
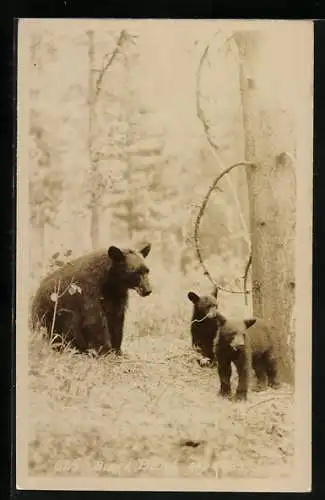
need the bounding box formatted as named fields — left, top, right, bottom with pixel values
left=133, top=272, right=152, bottom=297
left=135, top=285, right=152, bottom=297
left=230, top=333, right=245, bottom=350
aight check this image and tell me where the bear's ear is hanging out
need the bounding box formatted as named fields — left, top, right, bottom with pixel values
left=188, top=291, right=200, bottom=304
left=244, top=318, right=257, bottom=329
left=138, top=242, right=151, bottom=258
left=212, top=285, right=219, bottom=299
left=108, top=246, right=125, bottom=263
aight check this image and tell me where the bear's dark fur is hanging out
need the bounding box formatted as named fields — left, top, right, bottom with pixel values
left=31, top=242, right=152, bottom=354
left=188, top=287, right=219, bottom=366
left=187, top=291, right=281, bottom=400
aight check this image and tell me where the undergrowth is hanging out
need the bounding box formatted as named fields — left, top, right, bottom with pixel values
left=28, top=275, right=294, bottom=479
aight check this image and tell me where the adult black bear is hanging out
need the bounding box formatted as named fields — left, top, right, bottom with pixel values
left=31, top=242, right=152, bottom=354
left=187, top=291, right=281, bottom=400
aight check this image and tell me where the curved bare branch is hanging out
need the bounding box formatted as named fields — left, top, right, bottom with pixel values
left=194, top=161, right=255, bottom=295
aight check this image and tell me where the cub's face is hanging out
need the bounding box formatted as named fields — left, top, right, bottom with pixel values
left=217, top=317, right=257, bottom=351
left=108, top=242, right=152, bottom=297
left=187, top=289, right=219, bottom=321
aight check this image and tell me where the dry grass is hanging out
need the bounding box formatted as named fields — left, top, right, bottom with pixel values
left=28, top=275, right=294, bottom=479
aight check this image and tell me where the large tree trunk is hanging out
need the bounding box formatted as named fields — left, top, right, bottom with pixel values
left=234, top=30, right=296, bottom=384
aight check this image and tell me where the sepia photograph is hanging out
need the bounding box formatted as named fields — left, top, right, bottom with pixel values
left=16, top=19, right=313, bottom=492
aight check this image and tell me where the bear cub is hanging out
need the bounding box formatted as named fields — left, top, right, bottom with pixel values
left=187, top=290, right=281, bottom=400
left=188, top=287, right=219, bottom=367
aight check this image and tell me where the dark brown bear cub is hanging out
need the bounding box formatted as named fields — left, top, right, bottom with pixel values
left=188, top=287, right=219, bottom=367
left=31, top=242, right=152, bottom=354
left=187, top=291, right=280, bottom=400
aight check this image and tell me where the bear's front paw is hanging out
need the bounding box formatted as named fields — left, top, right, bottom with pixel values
left=198, top=357, right=212, bottom=368
left=233, top=391, right=247, bottom=402
left=218, top=389, right=231, bottom=399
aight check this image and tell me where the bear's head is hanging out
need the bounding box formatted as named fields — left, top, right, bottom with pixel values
left=108, top=242, right=152, bottom=297
left=187, top=287, right=219, bottom=321
left=214, top=313, right=257, bottom=351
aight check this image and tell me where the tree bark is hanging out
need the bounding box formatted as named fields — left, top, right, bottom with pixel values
left=234, top=31, right=295, bottom=384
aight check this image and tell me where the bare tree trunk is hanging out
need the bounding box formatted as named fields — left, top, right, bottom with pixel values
left=234, top=31, right=295, bottom=384
left=87, top=30, right=100, bottom=250
left=31, top=223, right=45, bottom=271
left=125, top=197, right=133, bottom=241
left=90, top=202, right=100, bottom=250
left=86, top=30, right=127, bottom=249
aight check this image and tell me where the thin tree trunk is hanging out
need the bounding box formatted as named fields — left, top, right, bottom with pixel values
left=234, top=31, right=295, bottom=384
left=90, top=203, right=100, bottom=250
left=87, top=30, right=100, bottom=250
left=127, top=202, right=133, bottom=241
left=32, top=223, right=45, bottom=269
left=124, top=195, right=133, bottom=241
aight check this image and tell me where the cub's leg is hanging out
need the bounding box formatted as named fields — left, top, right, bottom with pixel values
left=265, top=351, right=281, bottom=389
left=233, top=350, right=250, bottom=401
left=252, top=354, right=268, bottom=392
left=217, top=357, right=232, bottom=398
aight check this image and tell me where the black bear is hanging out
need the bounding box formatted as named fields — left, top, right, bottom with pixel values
left=187, top=291, right=281, bottom=400
left=187, top=287, right=219, bottom=366
left=31, top=242, right=152, bottom=354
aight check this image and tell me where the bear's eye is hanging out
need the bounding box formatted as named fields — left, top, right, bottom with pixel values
left=137, top=266, right=149, bottom=275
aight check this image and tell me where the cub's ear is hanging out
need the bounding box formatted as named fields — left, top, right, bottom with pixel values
left=212, top=285, right=219, bottom=299
left=108, top=246, right=125, bottom=262
left=244, top=318, right=257, bottom=329
left=187, top=291, right=200, bottom=304
left=138, top=242, right=151, bottom=258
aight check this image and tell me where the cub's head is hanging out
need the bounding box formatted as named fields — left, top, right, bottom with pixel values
left=108, top=242, right=152, bottom=297
left=215, top=314, right=257, bottom=351
left=187, top=286, right=219, bottom=321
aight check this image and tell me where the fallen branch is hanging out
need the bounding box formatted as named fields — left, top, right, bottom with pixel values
left=247, top=392, right=294, bottom=412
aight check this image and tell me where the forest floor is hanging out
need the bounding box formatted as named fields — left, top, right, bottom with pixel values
left=28, top=280, right=294, bottom=480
